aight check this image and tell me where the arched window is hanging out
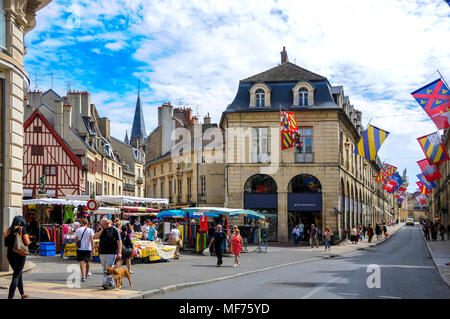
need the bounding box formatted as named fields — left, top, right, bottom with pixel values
left=288, top=174, right=322, bottom=193
left=298, top=87, right=308, bottom=106
left=244, top=174, right=277, bottom=194
left=255, top=89, right=265, bottom=107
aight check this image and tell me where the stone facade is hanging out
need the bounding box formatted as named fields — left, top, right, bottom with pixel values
left=220, top=48, right=396, bottom=243
left=0, top=0, right=51, bottom=270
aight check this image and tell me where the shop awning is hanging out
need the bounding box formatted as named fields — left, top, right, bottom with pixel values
left=157, top=210, right=185, bottom=218
left=23, top=198, right=87, bottom=206
left=384, top=211, right=393, bottom=217
left=65, top=195, right=169, bottom=205
left=90, top=207, right=121, bottom=215
left=181, top=207, right=265, bottom=220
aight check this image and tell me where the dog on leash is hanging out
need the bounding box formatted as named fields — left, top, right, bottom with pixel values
left=106, top=267, right=132, bottom=290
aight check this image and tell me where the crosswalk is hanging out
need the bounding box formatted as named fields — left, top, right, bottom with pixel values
left=0, top=279, right=140, bottom=299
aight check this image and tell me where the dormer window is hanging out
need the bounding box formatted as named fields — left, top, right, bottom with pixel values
left=255, top=89, right=265, bottom=107
left=298, top=88, right=308, bottom=106
left=249, top=83, right=271, bottom=107
left=292, top=81, right=314, bottom=106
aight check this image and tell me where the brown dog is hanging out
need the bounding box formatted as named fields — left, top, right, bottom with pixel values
left=106, top=267, right=132, bottom=290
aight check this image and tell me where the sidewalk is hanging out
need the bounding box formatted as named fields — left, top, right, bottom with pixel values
left=421, top=231, right=450, bottom=287
left=0, top=223, right=403, bottom=299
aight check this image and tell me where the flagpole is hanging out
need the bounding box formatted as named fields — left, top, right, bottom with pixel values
left=437, top=69, right=450, bottom=91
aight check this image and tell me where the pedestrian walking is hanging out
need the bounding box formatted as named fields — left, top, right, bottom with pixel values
left=430, top=223, right=437, bottom=241
left=298, top=221, right=304, bottom=242
left=323, top=226, right=333, bottom=251
left=231, top=228, right=243, bottom=267
left=168, top=224, right=182, bottom=259
left=439, top=222, right=445, bottom=241
left=94, top=218, right=122, bottom=290
left=74, top=219, right=95, bottom=282
left=362, top=225, right=367, bottom=239
left=375, top=224, right=381, bottom=239
left=292, top=225, right=300, bottom=245
left=208, top=224, right=230, bottom=267
left=116, top=225, right=134, bottom=274
left=423, top=222, right=430, bottom=240
left=383, top=224, right=388, bottom=238
left=351, top=226, right=358, bottom=244
left=367, top=224, right=374, bottom=243
left=310, top=224, right=319, bottom=248
left=3, top=216, right=31, bottom=299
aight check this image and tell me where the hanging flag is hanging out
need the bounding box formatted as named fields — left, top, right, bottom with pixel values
left=416, top=181, right=432, bottom=198
left=416, top=194, right=428, bottom=206
left=398, top=193, right=407, bottom=203
left=281, top=130, right=294, bottom=150
left=417, top=158, right=442, bottom=182
left=280, top=111, right=298, bottom=132
left=411, top=78, right=450, bottom=130
left=355, top=125, right=389, bottom=161
left=417, top=132, right=450, bottom=164
left=292, top=131, right=302, bottom=147
left=395, top=186, right=407, bottom=198
left=376, top=163, right=397, bottom=183
left=384, top=172, right=403, bottom=193
left=416, top=173, right=436, bottom=189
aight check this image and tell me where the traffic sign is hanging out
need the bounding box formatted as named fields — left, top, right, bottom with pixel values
left=87, top=199, right=99, bottom=211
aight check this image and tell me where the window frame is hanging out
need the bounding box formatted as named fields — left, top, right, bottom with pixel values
left=295, top=127, right=313, bottom=154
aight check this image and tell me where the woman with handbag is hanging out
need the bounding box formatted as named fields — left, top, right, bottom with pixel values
left=3, top=216, right=31, bottom=299
left=116, top=225, right=134, bottom=274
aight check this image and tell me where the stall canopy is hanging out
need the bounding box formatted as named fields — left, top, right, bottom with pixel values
left=23, top=198, right=87, bottom=206
left=157, top=210, right=185, bottom=218
left=181, top=207, right=265, bottom=219
left=65, top=195, right=169, bottom=205
left=121, top=206, right=160, bottom=213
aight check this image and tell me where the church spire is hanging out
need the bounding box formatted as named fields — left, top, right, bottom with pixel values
left=124, top=131, right=129, bottom=144
left=130, top=80, right=146, bottom=148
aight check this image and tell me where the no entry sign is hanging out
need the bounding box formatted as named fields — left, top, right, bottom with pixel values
left=87, top=199, right=99, bottom=211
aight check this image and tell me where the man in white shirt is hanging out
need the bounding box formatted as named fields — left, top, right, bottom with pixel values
left=298, top=222, right=305, bottom=242
left=74, top=219, right=95, bottom=282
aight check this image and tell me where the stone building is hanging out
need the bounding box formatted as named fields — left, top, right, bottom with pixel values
left=219, top=47, right=395, bottom=243
left=144, top=103, right=225, bottom=208
left=0, top=0, right=51, bottom=270
left=429, top=127, right=450, bottom=226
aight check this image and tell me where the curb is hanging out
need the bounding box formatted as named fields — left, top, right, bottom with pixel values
left=419, top=225, right=450, bottom=288
left=124, top=227, right=404, bottom=299
left=0, top=261, right=35, bottom=278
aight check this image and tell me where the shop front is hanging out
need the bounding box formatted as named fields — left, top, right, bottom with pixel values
left=243, top=174, right=278, bottom=241
left=287, top=174, right=322, bottom=243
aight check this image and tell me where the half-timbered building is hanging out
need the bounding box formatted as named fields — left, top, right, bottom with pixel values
left=23, top=109, right=85, bottom=198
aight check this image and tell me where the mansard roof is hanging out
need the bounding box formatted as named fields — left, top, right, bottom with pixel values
left=241, top=62, right=327, bottom=83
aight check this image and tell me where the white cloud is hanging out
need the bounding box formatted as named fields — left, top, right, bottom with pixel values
left=28, top=0, right=450, bottom=190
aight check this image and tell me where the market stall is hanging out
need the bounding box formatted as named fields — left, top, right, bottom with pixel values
left=22, top=198, right=88, bottom=255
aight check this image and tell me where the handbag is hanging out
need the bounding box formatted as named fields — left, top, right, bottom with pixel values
left=13, top=227, right=29, bottom=257
left=76, top=227, right=88, bottom=250
left=177, top=238, right=183, bottom=249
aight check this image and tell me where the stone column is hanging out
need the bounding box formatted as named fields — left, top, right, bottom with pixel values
left=278, top=191, right=288, bottom=243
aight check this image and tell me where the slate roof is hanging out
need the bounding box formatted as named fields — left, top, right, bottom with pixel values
left=331, top=86, right=343, bottom=94
left=241, top=62, right=327, bottom=82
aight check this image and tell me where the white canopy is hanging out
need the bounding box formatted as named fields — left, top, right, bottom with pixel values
left=23, top=198, right=87, bottom=206
left=65, top=195, right=169, bottom=205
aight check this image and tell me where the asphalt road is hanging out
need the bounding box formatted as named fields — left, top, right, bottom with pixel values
left=154, top=225, right=450, bottom=299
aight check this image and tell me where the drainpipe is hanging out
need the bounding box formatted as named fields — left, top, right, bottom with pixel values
left=1, top=79, right=5, bottom=271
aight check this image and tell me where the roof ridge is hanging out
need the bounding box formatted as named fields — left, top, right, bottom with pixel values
left=241, top=61, right=327, bottom=82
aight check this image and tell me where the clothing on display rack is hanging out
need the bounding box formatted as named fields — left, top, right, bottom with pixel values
left=64, top=206, right=75, bottom=224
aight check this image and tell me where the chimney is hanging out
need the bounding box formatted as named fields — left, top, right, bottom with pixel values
left=81, top=91, right=91, bottom=117
left=280, top=46, right=288, bottom=64
left=203, top=113, right=211, bottom=125
left=63, top=102, right=72, bottom=138
left=98, top=117, right=110, bottom=140
left=67, top=91, right=82, bottom=131
left=54, top=99, right=64, bottom=138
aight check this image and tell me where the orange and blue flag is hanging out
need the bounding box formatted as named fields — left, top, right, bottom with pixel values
left=376, top=163, right=397, bottom=184
left=355, top=125, right=389, bottom=161
left=280, top=111, right=298, bottom=132
left=281, top=130, right=294, bottom=150
left=417, top=132, right=449, bottom=164
left=411, top=79, right=450, bottom=130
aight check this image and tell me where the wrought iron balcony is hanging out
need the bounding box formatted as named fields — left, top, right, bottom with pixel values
left=295, top=153, right=314, bottom=163
left=136, top=177, right=143, bottom=184
left=123, top=183, right=135, bottom=191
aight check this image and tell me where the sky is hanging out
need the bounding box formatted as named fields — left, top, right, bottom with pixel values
left=24, top=0, right=450, bottom=193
